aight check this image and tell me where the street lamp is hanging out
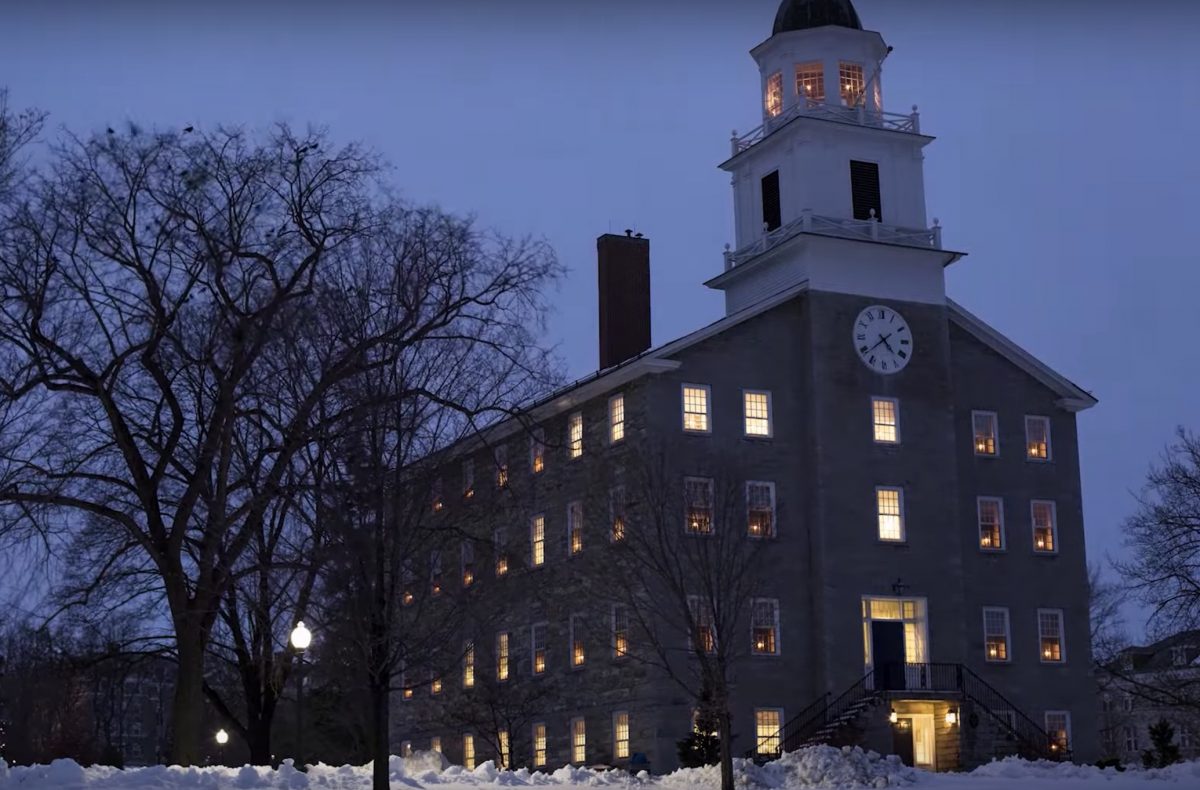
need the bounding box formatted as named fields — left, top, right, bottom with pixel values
left=291, top=621, right=313, bottom=766
left=215, top=728, right=229, bottom=745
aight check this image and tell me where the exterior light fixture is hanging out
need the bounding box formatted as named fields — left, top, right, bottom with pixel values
left=290, top=621, right=312, bottom=652
left=215, top=728, right=229, bottom=745
left=945, top=709, right=959, bottom=726
left=889, top=710, right=899, bottom=725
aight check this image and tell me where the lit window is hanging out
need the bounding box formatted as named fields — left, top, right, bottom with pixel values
left=609, top=394, right=625, bottom=444
left=431, top=478, right=444, bottom=513
left=495, top=446, right=509, bottom=487
left=568, top=412, right=584, bottom=459
left=977, top=497, right=1004, bottom=551
left=532, top=723, right=547, bottom=767
left=795, top=62, right=825, bottom=104
left=747, top=481, right=775, bottom=538
left=1044, top=711, right=1071, bottom=753
left=973, top=411, right=998, bottom=456
left=462, top=733, right=475, bottom=770
left=496, top=631, right=510, bottom=681
left=570, top=614, right=586, bottom=667
left=983, top=607, right=1010, bottom=662
left=682, top=384, right=711, bottom=433
left=610, top=486, right=627, bottom=542
left=613, top=712, right=630, bottom=759
left=1038, top=609, right=1065, bottom=663
left=755, top=709, right=783, bottom=757
left=765, top=71, right=783, bottom=117
left=401, top=740, right=412, bottom=757
left=461, top=541, right=476, bottom=587
left=401, top=664, right=413, bottom=700
left=751, top=599, right=780, bottom=655
left=402, top=560, right=415, bottom=606
left=1032, top=501, right=1057, bottom=553
left=876, top=487, right=905, bottom=542
left=463, top=641, right=475, bottom=688
left=494, top=527, right=508, bottom=577
left=498, top=730, right=510, bottom=768
left=532, top=623, right=548, bottom=675
left=1025, top=415, right=1051, bottom=460
left=431, top=675, right=442, bottom=695
left=530, top=428, right=545, bottom=474
left=872, top=397, right=899, bottom=444
left=571, top=718, right=587, bottom=765
left=613, top=606, right=630, bottom=658
left=568, top=500, right=584, bottom=556
left=531, top=514, right=545, bottom=567
left=839, top=61, right=864, bottom=106
left=431, top=736, right=442, bottom=754
left=688, top=595, right=716, bottom=654
left=430, top=551, right=442, bottom=596
left=743, top=390, right=772, bottom=437
left=462, top=459, right=475, bottom=498
left=685, top=477, right=715, bottom=534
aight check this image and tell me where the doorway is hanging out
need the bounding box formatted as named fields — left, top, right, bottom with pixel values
left=893, top=714, right=935, bottom=769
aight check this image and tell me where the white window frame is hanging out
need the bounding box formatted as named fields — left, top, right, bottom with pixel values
left=570, top=717, right=587, bottom=765
left=795, top=61, right=825, bottom=105
left=498, top=730, right=511, bottom=768
left=430, top=736, right=442, bottom=754
left=742, top=389, right=773, bottom=438
left=750, top=597, right=781, bottom=656
left=496, top=631, right=510, bottom=681
left=972, top=410, right=999, bottom=457
left=567, top=500, right=583, bottom=557
left=746, top=480, right=777, bottom=539
left=681, top=383, right=712, bottom=434
left=568, top=411, right=584, bottom=459
left=532, top=722, right=547, bottom=767
left=462, top=732, right=476, bottom=770
left=1044, top=710, right=1072, bottom=752
left=871, top=396, right=900, bottom=444
left=1024, top=415, right=1052, bottom=461
left=1037, top=608, right=1067, bottom=664
left=684, top=476, right=715, bottom=535
left=610, top=485, right=626, bottom=543
left=612, top=605, right=630, bottom=659
left=838, top=61, right=865, bottom=106
left=754, top=708, right=784, bottom=757
left=977, top=496, right=1005, bottom=552
left=531, top=622, right=548, bottom=676
left=612, top=711, right=630, bottom=759
left=463, top=640, right=476, bottom=688
left=609, top=393, right=625, bottom=444
left=462, top=459, right=475, bottom=498
left=765, top=71, right=783, bottom=117
left=1031, top=500, right=1059, bottom=554
left=401, top=740, right=413, bottom=757
left=530, top=513, right=546, bottom=567
left=875, top=486, right=906, bottom=542
left=570, top=613, right=586, bottom=668
left=982, top=606, right=1011, bottom=663
left=687, top=594, right=716, bottom=654
left=530, top=427, right=545, bottom=474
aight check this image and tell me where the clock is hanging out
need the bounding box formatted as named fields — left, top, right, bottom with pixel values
left=852, top=305, right=913, bottom=374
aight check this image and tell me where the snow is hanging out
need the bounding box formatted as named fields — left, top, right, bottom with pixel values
left=0, top=748, right=1197, bottom=790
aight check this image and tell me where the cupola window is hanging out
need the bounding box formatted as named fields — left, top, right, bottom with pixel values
left=765, top=72, right=783, bottom=117
left=839, top=62, right=865, bottom=106
left=795, top=62, right=825, bottom=105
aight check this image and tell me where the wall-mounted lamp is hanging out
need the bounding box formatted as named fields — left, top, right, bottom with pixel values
left=945, top=708, right=959, bottom=726
left=889, top=709, right=899, bottom=724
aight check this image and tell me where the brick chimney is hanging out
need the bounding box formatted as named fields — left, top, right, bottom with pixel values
left=597, top=232, right=651, bottom=370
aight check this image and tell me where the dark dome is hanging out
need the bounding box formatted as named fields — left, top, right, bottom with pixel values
left=773, top=0, right=863, bottom=35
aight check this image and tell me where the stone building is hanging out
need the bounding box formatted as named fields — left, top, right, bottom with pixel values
left=392, top=0, right=1098, bottom=773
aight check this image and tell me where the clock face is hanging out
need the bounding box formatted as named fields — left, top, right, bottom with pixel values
left=852, top=305, right=913, bottom=374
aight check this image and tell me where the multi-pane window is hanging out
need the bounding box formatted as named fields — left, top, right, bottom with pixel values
left=765, top=71, right=783, bottom=117
left=1171, top=645, right=1190, bottom=667
left=431, top=674, right=442, bottom=695
left=402, top=560, right=416, bottom=606
left=983, top=607, right=1010, bottom=662
left=494, top=527, right=509, bottom=577
left=755, top=709, right=783, bottom=757
left=1038, top=609, right=1065, bottom=663
left=462, top=459, right=475, bottom=499
left=743, top=390, right=772, bottom=437
left=401, top=741, right=413, bottom=757
left=531, top=514, right=546, bottom=567
left=498, top=730, right=511, bottom=768
left=747, top=481, right=776, bottom=538
left=570, top=614, right=586, bottom=667
left=977, top=497, right=1005, bottom=551
left=795, top=62, right=825, bottom=104
left=1025, top=415, right=1051, bottom=460
left=751, top=598, right=780, bottom=655
left=1124, top=726, right=1137, bottom=752
left=496, top=631, right=510, bottom=681
left=876, top=487, right=905, bottom=542
left=462, top=733, right=476, bottom=770
left=610, top=486, right=627, bottom=542
left=1032, top=501, right=1058, bottom=553
left=613, top=712, right=630, bottom=759
left=571, top=718, right=587, bottom=764
left=1044, top=711, right=1071, bottom=752
left=431, top=736, right=442, bottom=754
left=872, top=397, right=899, bottom=444
left=568, top=501, right=584, bottom=556
left=461, top=541, right=476, bottom=587
left=613, top=606, right=630, bottom=658
left=431, top=478, right=444, bottom=513
left=532, top=623, right=548, bottom=675
left=682, top=384, right=711, bottom=433
left=685, top=477, right=715, bottom=534
left=495, top=446, right=509, bottom=488
left=688, top=595, right=716, bottom=654
left=568, top=412, right=584, bottom=459
left=463, top=641, right=476, bottom=688
left=532, top=723, right=547, bottom=767
left=530, top=428, right=545, bottom=474
left=430, top=551, right=443, bottom=596
left=839, top=61, right=865, bottom=106
left=609, top=394, right=625, bottom=444
left=973, top=411, right=998, bottom=456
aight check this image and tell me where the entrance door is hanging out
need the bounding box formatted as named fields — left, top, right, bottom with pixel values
left=892, top=718, right=914, bottom=766
left=872, top=621, right=906, bottom=691
left=911, top=714, right=936, bottom=769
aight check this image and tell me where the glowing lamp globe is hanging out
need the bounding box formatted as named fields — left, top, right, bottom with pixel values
left=291, top=621, right=312, bottom=652
left=215, top=728, right=229, bottom=745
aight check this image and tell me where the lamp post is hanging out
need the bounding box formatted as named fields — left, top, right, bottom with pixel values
left=215, top=728, right=229, bottom=746
left=290, top=621, right=313, bottom=766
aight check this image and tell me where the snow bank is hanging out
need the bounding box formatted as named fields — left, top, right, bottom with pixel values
left=657, top=746, right=914, bottom=789
left=970, top=755, right=1200, bottom=784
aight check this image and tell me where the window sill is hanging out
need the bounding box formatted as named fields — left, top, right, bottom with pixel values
left=751, top=652, right=781, bottom=658
left=974, top=453, right=999, bottom=459
left=1032, top=551, right=1060, bottom=557
left=877, top=539, right=908, bottom=546
left=978, top=548, right=1007, bottom=555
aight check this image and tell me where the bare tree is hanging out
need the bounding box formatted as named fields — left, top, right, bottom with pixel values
left=0, top=89, right=44, bottom=201
left=1089, top=562, right=1127, bottom=667
left=0, top=124, right=559, bottom=764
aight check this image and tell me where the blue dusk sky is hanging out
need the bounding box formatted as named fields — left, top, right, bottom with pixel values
left=3, top=0, right=1198, bottom=636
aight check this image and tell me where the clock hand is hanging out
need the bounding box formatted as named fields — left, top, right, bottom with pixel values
left=881, top=336, right=897, bottom=355
left=869, top=332, right=892, bottom=352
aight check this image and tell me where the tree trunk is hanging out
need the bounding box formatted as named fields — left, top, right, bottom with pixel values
left=371, top=676, right=390, bottom=790
left=718, top=707, right=734, bottom=790
left=247, top=714, right=274, bottom=766
left=171, top=639, right=207, bottom=765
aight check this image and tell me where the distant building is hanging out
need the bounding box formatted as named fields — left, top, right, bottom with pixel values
left=87, top=657, right=175, bottom=766
left=1098, top=632, right=1200, bottom=763
left=392, top=0, right=1098, bottom=773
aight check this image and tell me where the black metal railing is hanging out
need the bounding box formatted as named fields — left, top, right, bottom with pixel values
left=871, top=662, right=963, bottom=693
left=785, top=669, right=877, bottom=752
left=960, top=665, right=1068, bottom=762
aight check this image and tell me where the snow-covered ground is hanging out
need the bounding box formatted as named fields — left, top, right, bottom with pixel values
left=2, top=747, right=1198, bottom=790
